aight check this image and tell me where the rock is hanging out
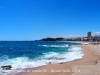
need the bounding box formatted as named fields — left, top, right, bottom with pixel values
left=48, top=58, right=51, bottom=60
left=68, top=44, right=71, bottom=46
left=59, top=62, right=64, bottom=64
left=49, top=62, right=51, bottom=64
left=1, top=65, right=12, bottom=70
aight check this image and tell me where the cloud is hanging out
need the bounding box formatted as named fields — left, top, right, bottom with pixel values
left=93, top=32, right=100, bottom=34
left=68, top=35, right=76, bottom=37
left=95, top=32, right=100, bottom=34
left=93, top=32, right=100, bottom=36
left=68, top=35, right=73, bottom=37
left=68, top=35, right=85, bottom=38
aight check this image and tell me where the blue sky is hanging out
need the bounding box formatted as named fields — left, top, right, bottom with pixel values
left=0, top=0, right=100, bottom=40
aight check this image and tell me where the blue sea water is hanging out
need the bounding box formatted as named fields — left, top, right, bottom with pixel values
left=0, top=41, right=83, bottom=75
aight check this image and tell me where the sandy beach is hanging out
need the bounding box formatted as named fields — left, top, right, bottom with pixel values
left=1, top=0, right=100, bottom=74
left=14, top=44, right=100, bottom=75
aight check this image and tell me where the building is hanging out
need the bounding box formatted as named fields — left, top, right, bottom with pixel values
left=87, top=32, right=92, bottom=41
left=82, top=37, right=88, bottom=41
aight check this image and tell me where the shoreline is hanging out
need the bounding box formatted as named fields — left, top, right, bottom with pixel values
left=14, top=45, right=83, bottom=75
left=14, top=44, right=100, bottom=75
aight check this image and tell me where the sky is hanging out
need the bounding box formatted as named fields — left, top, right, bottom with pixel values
left=0, top=0, right=100, bottom=40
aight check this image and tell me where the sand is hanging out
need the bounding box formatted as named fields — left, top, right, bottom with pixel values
left=15, top=44, right=100, bottom=75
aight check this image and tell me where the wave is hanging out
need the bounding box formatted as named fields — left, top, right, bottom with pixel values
left=38, top=44, right=69, bottom=47
left=0, top=47, right=84, bottom=75
left=68, top=47, right=82, bottom=52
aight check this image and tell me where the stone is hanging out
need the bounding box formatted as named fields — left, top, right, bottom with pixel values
left=1, top=65, right=12, bottom=70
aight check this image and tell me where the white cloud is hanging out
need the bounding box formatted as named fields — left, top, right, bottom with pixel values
left=95, top=32, right=100, bottom=34
left=68, top=35, right=79, bottom=38
left=67, top=35, right=86, bottom=38
left=68, top=35, right=75, bottom=37
left=92, top=32, right=100, bottom=36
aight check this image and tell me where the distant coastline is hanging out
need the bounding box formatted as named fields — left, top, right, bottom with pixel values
left=40, top=32, right=100, bottom=43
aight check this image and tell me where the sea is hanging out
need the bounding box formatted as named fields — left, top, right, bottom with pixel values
left=0, top=41, right=84, bottom=75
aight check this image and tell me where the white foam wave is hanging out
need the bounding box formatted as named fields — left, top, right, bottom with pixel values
left=0, top=47, right=84, bottom=75
left=68, top=47, right=82, bottom=52
left=38, top=44, right=68, bottom=47
left=40, top=47, right=84, bottom=63
left=0, top=57, right=47, bottom=75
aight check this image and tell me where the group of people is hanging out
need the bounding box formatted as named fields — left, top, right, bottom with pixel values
left=89, top=42, right=99, bottom=45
